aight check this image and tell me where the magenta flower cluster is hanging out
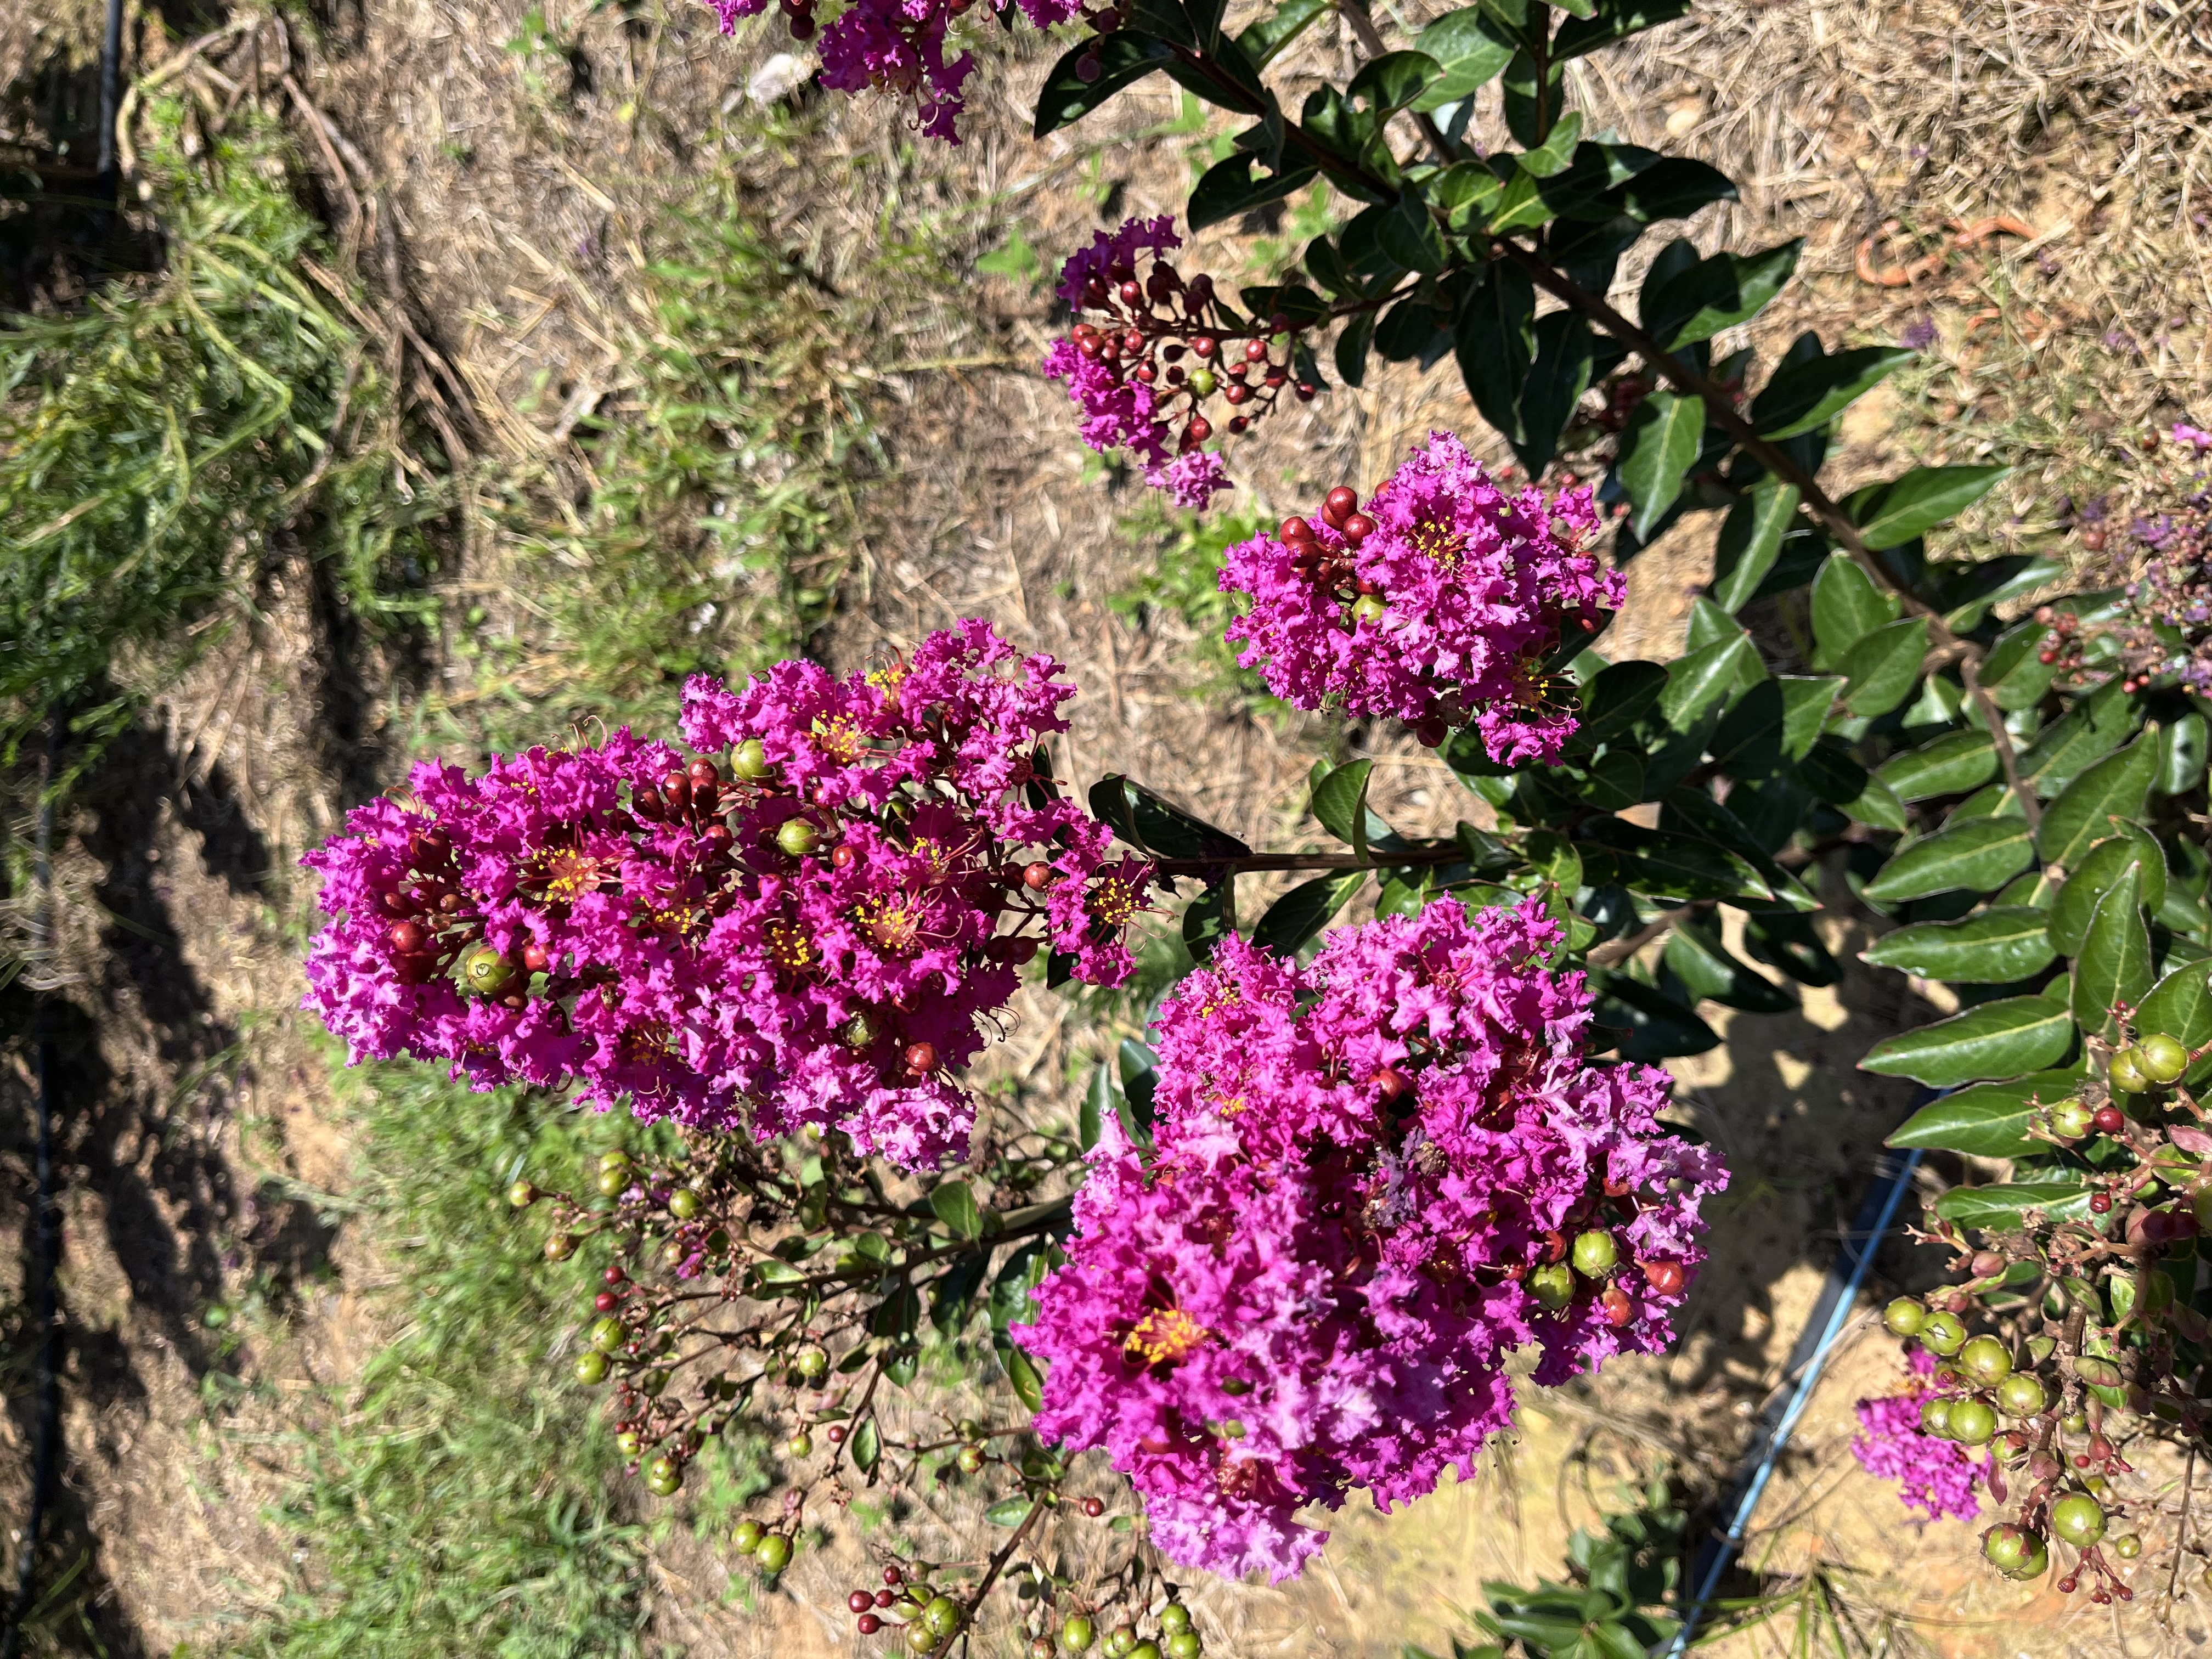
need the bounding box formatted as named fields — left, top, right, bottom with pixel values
left=1220, top=432, right=1622, bottom=764
left=1042, top=217, right=1234, bottom=511
left=301, top=622, right=1149, bottom=1168
left=703, top=0, right=1078, bottom=144
left=1851, top=1383, right=1989, bottom=1523
left=1018, top=898, right=1727, bottom=1581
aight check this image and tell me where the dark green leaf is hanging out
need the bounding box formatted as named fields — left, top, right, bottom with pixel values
left=1863, top=907, right=2055, bottom=983
left=2019, top=680, right=2142, bottom=797
left=1575, top=659, right=1669, bottom=747
left=1617, top=391, right=1704, bottom=540
left=1610, top=155, right=1735, bottom=222
left=1311, top=759, right=1374, bottom=860
left=1659, top=632, right=1759, bottom=727
left=1511, top=310, right=1595, bottom=477
left=1334, top=311, right=1376, bottom=387
left=1590, top=972, right=1720, bottom=1058
left=849, top=1415, right=882, bottom=1474
left=1455, top=263, right=1538, bottom=443
left=1411, top=7, right=1517, bottom=107
left=2042, top=821, right=2166, bottom=948
left=1089, top=774, right=1252, bottom=860
left=2074, top=865, right=2153, bottom=1040
left=1034, top=33, right=1177, bottom=137
left=1708, top=679, right=1786, bottom=778
left=1843, top=774, right=1909, bottom=832
left=1182, top=879, right=1235, bottom=964
left=2137, top=957, right=2212, bottom=1049
left=1709, top=479, right=1798, bottom=612
left=1349, top=49, right=1446, bottom=114
left=986, top=1494, right=1038, bottom=1526
left=1188, top=153, right=1321, bottom=232
left=1750, top=344, right=1916, bottom=440
left=1778, top=675, right=1843, bottom=759
left=1862, top=817, right=2035, bottom=902
left=1664, top=915, right=1795, bottom=1012
left=1809, top=551, right=1899, bottom=670
left=1878, top=729, right=1999, bottom=801
left=1981, top=619, right=2062, bottom=711
left=1933, top=1180, right=2094, bottom=1227
left=2038, top=730, right=2159, bottom=868
left=1839, top=616, right=1928, bottom=718
left=1888, top=1068, right=2087, bottom=1158
left=1431, top=160, right=1505, bottom=230
left=1799, top=733, right=1870, bottom=805
left=1380, top=193, right=1450, bottom=274
left=1081, top=1062, right=1111, bottom=1151
left=1640, top=240, right=1802, bottom=349
left=1745, top=906, right=1842, bottom=985
left=1251, top=871, right=1364, bottom=956
left=1553, top=0, right=1695, bottom=60
left=931, top=1181, right=983, bottom=1240
left=1584, top=820, right=1773, bottom=903
left=1004, top=1346, right=1044, bottom=1414
left=1859, top=996, right=2075, bottom=1086
left=2162, top=710, right=2208, bottom=795
left=1517, top=110, right=1584, bottom=178
left=1238, top=0, right=1332, bottom=64
left=1846, top=465, right=2011, bottom=550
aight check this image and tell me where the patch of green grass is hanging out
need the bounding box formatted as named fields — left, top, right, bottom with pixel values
left=234, top=1060, right=676, bottom=1659
left=1108, top=496, right=1285, bottom=713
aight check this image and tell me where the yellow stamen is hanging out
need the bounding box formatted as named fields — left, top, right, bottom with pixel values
left=1126, top=1307, right=1210, bottom=1365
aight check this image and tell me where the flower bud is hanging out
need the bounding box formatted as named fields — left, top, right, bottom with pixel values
left=2140, top=1032, right=2189, bottom=1084
left=1570, top=1229, right=1618, bottom=1278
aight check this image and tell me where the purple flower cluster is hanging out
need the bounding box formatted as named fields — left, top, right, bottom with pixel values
left=1220, top=433, right=1622, bottom=764
left=1018, top=898, right=1726, bottom=1581
left=1851, top=1385, right=1989, bottom=1523
left=703, top=0, right=1077, bottom=144
left=301, top=622, right=1149, bottom=1167
left=1041, top=217, right=1242, bottom=511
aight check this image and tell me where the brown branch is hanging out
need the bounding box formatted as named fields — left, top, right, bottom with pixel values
left=1960, top=653, right=2043, bottom=836
left=1586, top=904, right=1703, bottom=969
left=943, top=1494, right=1047, bottom=1655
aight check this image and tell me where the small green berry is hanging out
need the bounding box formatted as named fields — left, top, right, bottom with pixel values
left=1158, top=1605, right=1191, bottom=1633
left=2113, top=1532, right=2143, bottom=1560
left=794, top=1345, right=829, bottom=1382
left=1571, top=1230, right=1618, bottom=1278
left=731, top=739, right=771, bottom=780
left=1997, top=1372, right=2048, bottom=1417
left=574, top=1349, right=610, bottom=1385
left=1128, top=1644, right=1162, bottom=1659
left=463, top=944, right=518, bottom=994
left=1060, top=1616, right=1096, bottom=1653
left=732, top=1520, right=764, bottom=1554
left=644, top=1454, right=681, bottom=1496
left=1530, top=1261, right=1576, bottom=1310
left=1882, top=1296, right=1927, bottom=1336
left=756, top=1533, right=794, bottom=1573
left=778, top=819, right=822, bottom=857
left=1947, top=1398, right=1997, bottom=1445
left=2050, top=1097, right=2096, bottom=1139
left=2050, top=1493, right=2107, bottom=1547
left=668, top=1188, right=702, bottom=1221
left=1959, top=1336, right=2013, bottom=1387
left=924, top=1595, right=963, bottom=1637
left=1187, top=368, right=1218, bottom=397
left=598, top=1166, right=630, bottom=1198
left=1165, top=1633, right=1201, bottom=1659
left=2140, top=1032, right=2190, bottom=1085
left=2110, top=1047, right=2149, bottom=1094
left=788, top=1431, right=814, bottom=1459
left=544, top=1232, right=577, bottom=1261
left=616, top=1430, right=642, bottom=1457
left=590, top=1315, right=624, bottom=1352
left=1350, top=594, right=1387, bottom=624
left=1919, top=1396, right=1954, bottom=1437
left=1916, top=1311, right=1967, bottom=1357
left=1106, top=1626, right=1137, bottom=1658
left=507, top=1180, right=538, bottom=1207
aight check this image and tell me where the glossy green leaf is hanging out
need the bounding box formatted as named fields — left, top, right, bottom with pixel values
left=1590, top=972, right=1720, bottom=1058
left=1659, top=633, right=1759, bottom=728
left=1334, top=311, right=1376, bottom=388
left=1517, top=110, right=1584, bottom=178
left=1862, top=907, right=2054, bottom=983
left=1845, top=465, right=2011, bottom=550
left=2038, top=730, right=2159, bottom=868
left=1843, top=774, right=1909, bottom=832
left=1586, top=820, right=1773, bottom=903
left=1089, top=775, right=1252, bottom=859
left=1933, top=1181, right=2095, bottom=1227
left=1251, top=870, right=1366, bottom=955
left=2137, top=956, right=2212, bottom=1049
left=1238, top=0, right=1332, bottom=65
left=1081, top=1062, right=1111, bottom=1151
left=1980, top=620, right=2061, bottom=711
left=1411, top=7, right=1517, bottom=106
left=2161, top=710, right=2208, bottom=795
left=850, top=1416, right=882, bottom=1475
left=1034, top=32, right=1177, bottom=136
left=1809, top=552, right=1899, bottom=670
left=1610, top=154, right=1734, bottom=221
left=1861, top=817, right=2035, bottom=902
left=1455, top=263, right=1538, bottom=442
left=1778, top=675, right=1844, bottom=759
left=1751, top=343, right=1916, bottom=440
left=1877, top=729, right=1998, bottom=802
left=1379, top=192, right=1451, bottom=274
left=1859, top=995, right=2074, bottom=1086
left=1616, top=391, right=1703, bottom=540
left=1310, top=759, right=1374, bottom=860
left=1640, top=239, right=1802, bottom=349
left=1888, top=1068, right=2087, bottom=1158
left=1709, top=479, right=1799, bottom=612
left=1553, top=0, right=1696, bottom=61
left=2048, top=826, right=2166, bottom=955
left=1665, top=915, right=1795, bottom=1012
left=1348, top=49, right=1444, bottom=114
left=1798, top=734, right=1869, bottom=806
left=1708, top=679, right=1787, bottom=778
left=931, top=1181, right=983, bottom=1240
left=2018, top=680, right=2141, bottom=797
left=1576, top=659, right=1669, bottom=746
left=1181, top=879, right=1235, bottom=964
left=1187, top=153, right=1322, bottom=231
left=1838, top=616, right=1928, bottom=718
left=1511, top=310, right=1595, bottom=477
left=2073, top=865, right=2153, bottom=1040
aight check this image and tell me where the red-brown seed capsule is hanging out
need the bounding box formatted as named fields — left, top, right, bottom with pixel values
left=831, top=843, right=857, bottom=870
left=1022, top=861, right=1054, bottom=891
left=689, top=758, right=720, bottom=789
left=389, top=919, right=428, bottom=954
left=904, top=1042, right=939, bottom=1076
left=1341, top=512, right=1375, bottom=544
left=523, top=939, right=551, bottom=974
left=1600, top=1286, right=1635, bottom=1326
left=1323, top=486, right=1358, bottom=525
left=1642, top=1259, right=1686, bottom=1296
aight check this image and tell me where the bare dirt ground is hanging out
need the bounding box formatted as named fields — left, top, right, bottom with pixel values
left=9, top=0, right=2212, bottom=1654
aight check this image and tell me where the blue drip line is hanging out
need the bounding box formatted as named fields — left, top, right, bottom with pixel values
left=1658, top=1139, right=1931, bottom=1656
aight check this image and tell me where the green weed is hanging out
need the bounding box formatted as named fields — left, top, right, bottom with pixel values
left=1108, top=496, right=1282, bottom=712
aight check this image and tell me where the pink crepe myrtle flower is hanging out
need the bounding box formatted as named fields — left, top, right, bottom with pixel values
left=1019, top=898, right=1726, bottom=1580
left=301, top=622, right=1150, bottom=1167
left=1220, top=432, right=1622, bottom=763
left=1851, top=1386, right=1989, bottom=1523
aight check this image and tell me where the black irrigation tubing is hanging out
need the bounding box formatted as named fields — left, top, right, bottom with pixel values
left=2, top=710, right=66, bottom=1659
left=1659, top=1094, right=1944, bottom=1656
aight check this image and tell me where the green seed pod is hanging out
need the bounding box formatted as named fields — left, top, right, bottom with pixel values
left=507, top=1180, right=538, bottom=1207
left=1106, top=1626, right=1137, bottom=1658
left=640, top=1368, right=669, bottom=1397
left=2110, top=1047, right=2149, bottom=1096
left=668, top=1188, right=702, bottom=1221
left=1529, top=1261, right=1576, bottom=1310
left=731, top=1519, right=764, bottom=1554
left=787, top=1431, right=814, bottom=1459
left=574, top=1348, right=610, bottom=1385
left=463, top=944, right=518, bottom=995
left=906, top=1626, right=943, bottom=1657
left=777, top=818, right=822, bottom=857
left=598, top=1166, right=630, bottom=1198
left=2140, top=1032, right=2190, bottom=1085
left=1919, top=1396, right=1955, bottom=1438
left=590, top=1315, right=624, bottom=1352
left=731, top=739, right=772, bottom=781
left=794, top=1345, right=829, bottom=1382
left=600, top=1149, right=633, bottom=1172
left=756, top=1533, right=794, bottom=1573
left=644, top=1454, right=681, bottom=1496
left=616, top=1430, right=642, bottom=1458
left=2050, top=1493, right=2106, bottom=1547
left=2114, top=1532, right=2143, bottom=1560
left=1571, top=1230, right=1619, bottom=1278
left=2049, top=1097, right=2095, bottom=1139
left=1128, top=1645, right=1162, bottom=1659
left=924, top=1595, right=963, bottom=1637
left=1882, top=1296, right=1927, bottom=1336
left=956, top=1444, right=985, bottom=1474
left=1959, top=1336, right=2013, bottom=1386
left=1158, top=1606, right=1191, bottom=1633
left=1982, top=1524, right=2033, bottom=1572
left=1996, top=1372, right=2048, bottom=1417
left=2008, top=1534, right=2050, bottom=1581
left=1350, top=594, right=1387, bottom=624
left=839, top=1010, right=880, bottom=1048
left=1916, top=1311, right=1967, bottom=1356
left=1165, top=1634, right=1201, bottom=1659
left=2061, top=1410, right=2089, bottom=1435
left=1947, top=1398, right=1997, bottom=1445
left=1187, top=368, right=1218, bottom=398
left=544, top=1232, right=577, bottom=1261
left=1061, top=1617, right=1096, bottom=1654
